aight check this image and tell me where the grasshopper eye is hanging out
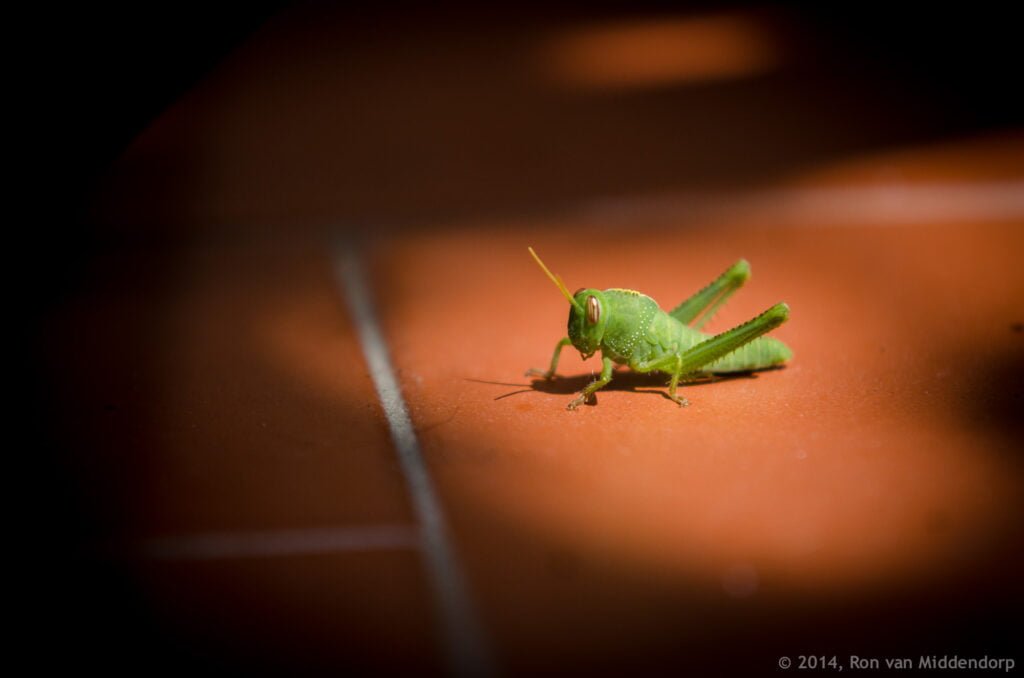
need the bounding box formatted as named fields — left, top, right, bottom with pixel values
left=586, top=295, right=600, bottom=325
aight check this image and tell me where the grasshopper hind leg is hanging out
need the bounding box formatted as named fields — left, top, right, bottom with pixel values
left=631, top=353, right=692, bottom=406
left=634, top=303, right=789, bottom=407
left=675, top=303, right=790, bottom=377
left=669, top=259, right=750, bottom=329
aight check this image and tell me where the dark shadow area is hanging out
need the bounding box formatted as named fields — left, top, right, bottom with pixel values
left=28, top=6, right=282, bottom=668
left=39, top=3, right=284, bottom=191
left=961, top=345, right=1024, bottom=449
left=800, top=4, right=1024, bottom=131
left=76, top=1, right=1024, bottom=238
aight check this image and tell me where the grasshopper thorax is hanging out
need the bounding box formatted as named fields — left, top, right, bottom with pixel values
left=568, top=288, right=609, bottom=359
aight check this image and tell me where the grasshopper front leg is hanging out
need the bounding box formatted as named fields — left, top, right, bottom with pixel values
left=526, top=336, right=572, bottom=380
left=567, top=355, right=614, bottom=410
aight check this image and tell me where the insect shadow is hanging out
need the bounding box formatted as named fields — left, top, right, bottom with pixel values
left=466, top=370, right=770, bottom=405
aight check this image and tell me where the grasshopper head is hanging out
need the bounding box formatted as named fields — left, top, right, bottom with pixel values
left=567, top=288, right=608, bottom=359
left=528, top=247, right=608, bottom=359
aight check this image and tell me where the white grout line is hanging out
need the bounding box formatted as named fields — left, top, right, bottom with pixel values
left=336, top=245, right=495, bottom=678
left=141, top=525, right=422, bottom=560
left=581, top=180, right=1024, bottom=226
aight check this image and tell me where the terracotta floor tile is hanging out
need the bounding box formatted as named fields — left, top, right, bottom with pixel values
left=43, top=239, right=414, bottom=537
left=371, top=193, right=1023, bottom=670
left=39, top=237, right=446, bottom=671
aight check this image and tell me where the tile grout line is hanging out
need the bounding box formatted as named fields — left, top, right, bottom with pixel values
left=336, top=245, right=495, bottom=678
left=578, top=180, right=1024, bottom=226
left=140, top=525, right=422, bottom=560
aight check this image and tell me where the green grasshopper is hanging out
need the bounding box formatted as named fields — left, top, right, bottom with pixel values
left=527, top=247, right=791, bottom=409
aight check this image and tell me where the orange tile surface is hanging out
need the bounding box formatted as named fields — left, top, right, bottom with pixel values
left=371, top=213, right=1023, bottom=671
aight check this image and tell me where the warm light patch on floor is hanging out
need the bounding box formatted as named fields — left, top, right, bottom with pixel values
left=369, top=221, right=1023, bottom=596
left=540, top=13, right=782, bottom=90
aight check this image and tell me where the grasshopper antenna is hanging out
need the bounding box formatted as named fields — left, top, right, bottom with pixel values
left=528, top=247, right=583, bottom=312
